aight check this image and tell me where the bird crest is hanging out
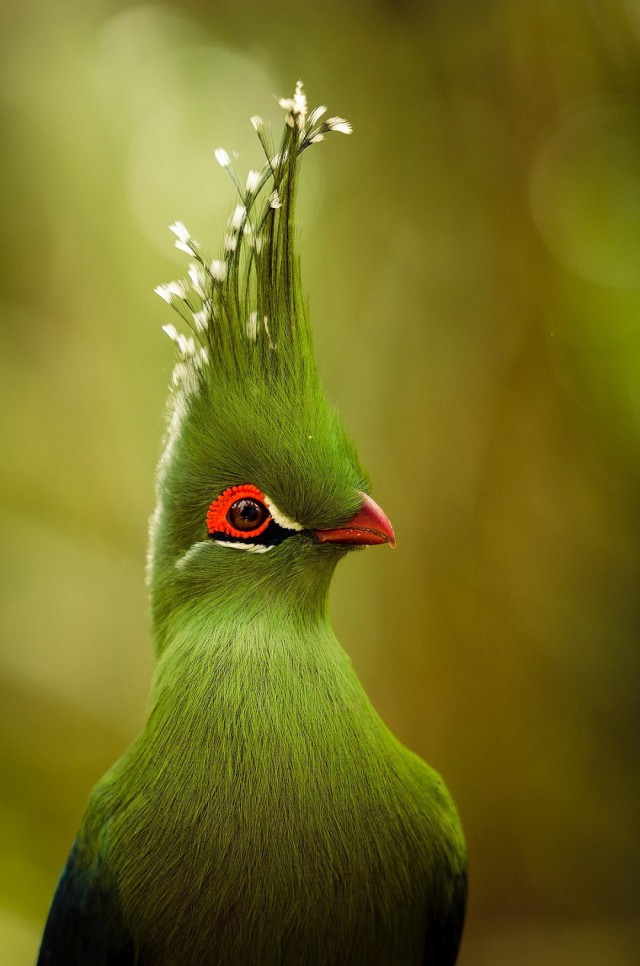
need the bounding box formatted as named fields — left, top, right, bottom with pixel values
left=154, top=80, right=352, bottom=398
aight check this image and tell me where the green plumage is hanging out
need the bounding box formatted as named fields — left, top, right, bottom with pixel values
left=38, top=84, right=466, bottom=965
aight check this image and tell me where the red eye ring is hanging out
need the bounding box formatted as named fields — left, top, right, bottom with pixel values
left=207, top=484, right=272, bottom=539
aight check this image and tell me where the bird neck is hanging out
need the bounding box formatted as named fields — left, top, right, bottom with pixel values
left=151, top=577, right=350, bottom=717
left=150, top=539, right=343, bottom=655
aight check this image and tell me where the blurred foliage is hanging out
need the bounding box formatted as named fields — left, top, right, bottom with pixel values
left=1, top=0, right=640, bottom=962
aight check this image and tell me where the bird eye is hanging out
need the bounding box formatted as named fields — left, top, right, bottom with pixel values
left=227, top=498, right=269, bottom=532
left=206, top=483, right=301, bottom=550
left=206, top=484, right=273, bottom=541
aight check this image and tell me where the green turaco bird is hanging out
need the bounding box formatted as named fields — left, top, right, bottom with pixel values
left=38, top=83, right=467, bottom=965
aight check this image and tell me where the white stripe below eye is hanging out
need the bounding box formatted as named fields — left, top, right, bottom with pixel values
left=214, top=540, right=274, bottom=553
left=175, top=541, right=210, bottom=570
left=263, top=495, right=304, bottom=531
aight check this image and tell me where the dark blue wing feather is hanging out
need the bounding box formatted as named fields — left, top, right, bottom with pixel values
left=37, top=842, right=135, bottom=966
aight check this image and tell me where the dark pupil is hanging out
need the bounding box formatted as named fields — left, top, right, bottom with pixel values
left=227, top=498, right=268, bottom=532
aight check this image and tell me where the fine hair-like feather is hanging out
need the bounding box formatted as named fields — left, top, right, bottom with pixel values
left=154, top=82, right=351, bottom=389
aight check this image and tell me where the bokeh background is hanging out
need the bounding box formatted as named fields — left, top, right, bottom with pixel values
left=2, top=1, right=640, bottom=963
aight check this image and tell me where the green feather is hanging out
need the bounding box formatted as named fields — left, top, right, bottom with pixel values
left=45, top=82, right=466, bottom=965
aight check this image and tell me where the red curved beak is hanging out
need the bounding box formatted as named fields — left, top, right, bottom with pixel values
left=314, top=492, right=396, bottom=548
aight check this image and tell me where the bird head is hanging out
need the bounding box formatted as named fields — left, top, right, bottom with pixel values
left=149, top=83, right=395, bottom=650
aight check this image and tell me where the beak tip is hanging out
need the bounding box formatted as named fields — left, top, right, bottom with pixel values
left=313, top=492, right=396, bottom=549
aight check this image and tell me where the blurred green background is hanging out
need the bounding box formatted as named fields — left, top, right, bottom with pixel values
left=2, top=1, right=640, bottom=963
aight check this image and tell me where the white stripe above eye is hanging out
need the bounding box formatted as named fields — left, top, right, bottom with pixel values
left=263, top=495, right=304, bottom=531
